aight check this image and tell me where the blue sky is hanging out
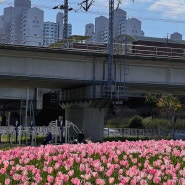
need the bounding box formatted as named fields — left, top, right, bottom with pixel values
left=0, top=0, right=185, bottom=39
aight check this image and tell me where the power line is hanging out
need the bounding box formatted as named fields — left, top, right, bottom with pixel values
left=1, top=1, right=185, bottom=28
left=79, top=0, right=94, bottom=11
left=3, top=0, right=185, bottom=24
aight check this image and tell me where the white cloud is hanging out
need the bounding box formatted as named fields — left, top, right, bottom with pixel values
left=148, top=0, right=185, bottom=18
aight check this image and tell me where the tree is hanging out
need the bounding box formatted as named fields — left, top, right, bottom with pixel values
left=157, top=94, right=182, bottom=111
left=145, top=93, right=160, bottom=119
left=145, top=94, right=160, bottom=107
left=157, top=94, right=182, bottom=121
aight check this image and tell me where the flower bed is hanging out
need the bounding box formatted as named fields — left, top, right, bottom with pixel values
left=1, top=140, right=185, bottom=184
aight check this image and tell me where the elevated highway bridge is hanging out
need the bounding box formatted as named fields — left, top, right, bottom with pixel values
left=0, top=42, right=185, bottom=141
left=1, top=43, right=185, bottom=94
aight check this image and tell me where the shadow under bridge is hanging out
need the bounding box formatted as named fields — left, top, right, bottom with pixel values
left=58, top=83, right=128, bottom=108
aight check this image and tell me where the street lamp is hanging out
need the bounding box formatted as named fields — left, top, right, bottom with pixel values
left=53, top=0, right=73, bottom=39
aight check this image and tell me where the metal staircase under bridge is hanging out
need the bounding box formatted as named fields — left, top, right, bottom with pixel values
left=58, top=84, right=128, bottom=108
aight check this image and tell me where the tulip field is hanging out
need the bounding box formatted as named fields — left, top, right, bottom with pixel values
left=1, top=140, right=185, bottom=185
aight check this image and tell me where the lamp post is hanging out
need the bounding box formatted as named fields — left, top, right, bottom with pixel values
left=53, top=0, right=73, bottom=39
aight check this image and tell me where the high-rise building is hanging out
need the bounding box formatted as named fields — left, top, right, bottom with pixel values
left=170, top=32, right=182, bottom=40
left=21, top=7, right=44, bottom=46
left=56, top=12, right=72, bottom=40
left=0, top=16, right=4, bottom=43
left=0, top=0, right=71, bottom=46
left=56, top=12, right=63, bottom=40
left=14, top=0, right=31, bottom=10
left=0, top=16, right=4, bottom=33
left=44, top=14, right=71, bottom=46
left=95, top=16, right=109, bottom=42
left=43, top=22, right=59, bottom=46
left=113, top=9, right=126, bottom=39
left=14, top=0, right=31, bottom=44
left=2, top=0, right=31, bottom=44
left=102, top=27, right=109, bottom=43
left=68, top=23, right=72, bottom=38
left=85, top=23, right=95, bottom=43
left=89, top=9, right=143, bottom=43
left=85, top=23, right=94, bottom=37
left=118, top=18, right=144, bottom=37
left=3, top=6, right=14, bottom=43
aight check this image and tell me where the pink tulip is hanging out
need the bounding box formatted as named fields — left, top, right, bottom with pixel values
left=84, top=182, right=91, bottom=185
left=95, top=178, right=105, bottom=185
left=179, top=178, right=185, bottom=185
left=106, top=169, right=113, bottom=177
left=71, top=177, right=81, bottom=185
left=153, top=176, right=161, bottom=184
left=47, top=166, right=53, bottom=174
left=5, top=179, right=10, bottom=185
left=140, top=179, right=147, bottom=185
left=108, top=177, right=115, bottom=184
left=47, top=175, right=54, bottom=183
left=68, top=170, right=74, bottom=177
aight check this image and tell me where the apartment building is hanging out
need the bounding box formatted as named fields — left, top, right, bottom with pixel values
left=43, top=22, right=59, bottom=46
left=0, top=0, right=72, bottom=46
left=95, top=16, right=109, bottom=43
left=86, top=8, right=144, bottom=43
left=118, top=18, right=144, bottom=37
left=170, top=32, right=182, bottom=40
left=21, top=7, right=44, bottom=46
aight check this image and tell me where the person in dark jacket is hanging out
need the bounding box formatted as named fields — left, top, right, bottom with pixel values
left=43, top=131, right=52, bottom=145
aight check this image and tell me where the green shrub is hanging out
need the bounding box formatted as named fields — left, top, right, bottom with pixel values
left=105, top=118, right=131, bottom=128
left=105, top=116, right=185, bottom=131
left=129, top=115, right=144, bottom=128
left=104, top=119, right=115, bottom=127
left=174, top=119, right=185, bottom=130
left=142, top=118, right=171, bottom=129
left=119, top=118, right=130, bottom=128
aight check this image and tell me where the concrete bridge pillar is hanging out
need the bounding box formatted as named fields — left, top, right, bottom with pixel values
left=65, top=105, right=105, bottom=142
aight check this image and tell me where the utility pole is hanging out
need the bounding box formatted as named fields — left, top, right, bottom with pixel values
left=79, top=0, right=115, bottom=98
left=108, top=0, right=114, bottom=85
left=63, top=0, right=69, bottom=39
left=53, top=0, right=73, bottom=39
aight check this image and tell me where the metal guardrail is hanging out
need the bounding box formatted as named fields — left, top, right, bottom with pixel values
left=0, top=33, right=185, bottom=60
left=0, top=126, right=184, bottom=145
left=0, top=120, right=83, bottom=145
left=0, top=125, right=52, bottom=145
left=104, top=128, right=183, bottom=140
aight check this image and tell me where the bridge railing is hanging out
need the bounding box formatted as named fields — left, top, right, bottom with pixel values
left=125, top=44, right=185, bottom=59
left=0, top=33, right=185, bottom=60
